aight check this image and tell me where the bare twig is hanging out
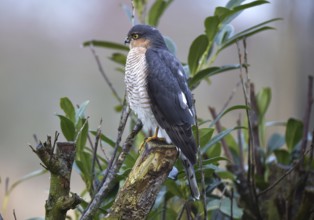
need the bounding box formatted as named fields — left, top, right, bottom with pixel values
left=236, top=40, right=253, bottom=181
left=87, top=132, right=102, bottom=169
left=51, top=131, right=59, bottom=154
left=249, top=83, right=263, bottom=175
left=185, top=201, right=192, bottom=220
left=80, top=119, right=142, bottom=220
left=220, top=80, right=241, bottom=113
left=208, top=107, right=234, bottom=164
left=236, top=40, right=262, bottom=220
left=91, top=120, right=102, bottom=192
left=301, top=76, right=314, bottom=156
left=74, top=116, right=89, bottom=143
left=13, top=209, right=17, bottom=220
left=33, top=134, right=39, bottom=146
left=89, top=45, right=123, bottom=105
left=131, top=0, right=135, bottom=26
left=162, top=196, right=167, bottom=220
left=237, top=115, right=245, bottom=172
left=194, top=104, right=207, bottom=219
left=230, top=188, right=234, bottom=220
left=177, top=202, right=186, bottom=220
left=100, top=96, right=129, bottom=187
left=258, top=147, right=313, bottom=196
left=98, top=135, right=110, bottom=162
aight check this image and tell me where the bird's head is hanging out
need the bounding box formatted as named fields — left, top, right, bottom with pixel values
left=125, top=24, right=167, bottom=49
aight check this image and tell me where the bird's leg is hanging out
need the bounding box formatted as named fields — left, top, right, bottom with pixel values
left=139, top=127, right=165, bottom=152
left=146, top=127, right=162, bottom=142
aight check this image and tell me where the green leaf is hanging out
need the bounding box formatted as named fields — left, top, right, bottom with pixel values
left=188, top=65, right=240, bottom=90
left=198, top=128, right=215, bottom=148
left=188, top=34, right=209, bottom=75
left=274, top=149, right=290, bottom=165
left=216, top=169, right=235, bottom=180
left=163, top=36, right=177, bottom=55
left=226, top=0, right=245, bottom=9
left=90, top=131, right=116, bottom=148
left=57, top=115, right=76, bottom=141
left=204, top=16, right=220, bottom=43
left=208, top=104, right=249, bottom=128
left=147, top=0, right=173, bottom=26
left=202, top=127, right=243, bottom=154
left=207, top=198, right=243, bottom=218
left=256, top=87, right=271, bottom=119
left=60, top=97, right=75, bottom=123
left=123, top=151, right=137, bottom=169
left=285, top=118, right=303, bottom=152
left=83, top=40, right=129, bottom=51
left=218, top=18, right=281, bottom=53
left=76, top=100, right=90, bottom=122
left=233, top=1, right=269, bottom=11
left=164, top=179, right=184, bottom=198
left=121, top=4, right=133, bottom=23
left=215, top=24, right=234, bottom=45
left=222, top=1, right=269, bottom=25
left=75, top=151, right=93, bottom=192
left=182, top=65, right=190, bottom=78
left=224, top=131, right=240, bottom=155
left=206, top=143, right=222, bottom=158
left=133, top=0, right=149, bottom=22
left=114, top=104, right=123, bottom=112
left=267, top=133, right=285, bottom=154
left=76, top=118, right=89, bottom=154
left=7, top=169, right=47, bottom=195
left=109, top=53, right=127, bottom=66
left=201, top=156, right=228, bottom=166
left=214, top=7, right=232, bottom=22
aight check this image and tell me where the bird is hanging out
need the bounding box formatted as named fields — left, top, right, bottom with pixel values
left=124, top=24, right=199, bottom=200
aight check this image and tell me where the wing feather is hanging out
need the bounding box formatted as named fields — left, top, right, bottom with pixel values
left=145, top=48, right=197, bottom=164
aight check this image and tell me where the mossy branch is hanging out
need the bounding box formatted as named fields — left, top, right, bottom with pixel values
left=106, top=139, right=178, bottom=220
left=30, top=136, right=82, bottom=220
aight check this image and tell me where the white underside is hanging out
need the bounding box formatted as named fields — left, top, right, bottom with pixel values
left=125, top=47, right=171, bottom=143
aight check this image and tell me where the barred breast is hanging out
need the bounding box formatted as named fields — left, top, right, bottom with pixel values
left=125, top=47, right=158, bottom=131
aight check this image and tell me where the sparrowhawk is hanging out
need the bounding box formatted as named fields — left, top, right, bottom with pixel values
left=124, top=24, right=199, bottom=199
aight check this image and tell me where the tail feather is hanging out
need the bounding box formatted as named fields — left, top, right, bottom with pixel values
left=179, top=153, right=200, bottom=200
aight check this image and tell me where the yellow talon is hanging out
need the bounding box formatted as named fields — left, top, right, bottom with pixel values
left=139, top=127, right=162, bottom=152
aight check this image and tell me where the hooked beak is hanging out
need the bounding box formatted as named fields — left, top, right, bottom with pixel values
left=124, top=36, right=131, bottom=45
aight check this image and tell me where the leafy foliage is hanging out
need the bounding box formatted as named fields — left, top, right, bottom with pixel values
left=7, top=1, right=314, bottom=220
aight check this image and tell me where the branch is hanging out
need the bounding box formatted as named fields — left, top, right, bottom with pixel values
left=31, top=136, right=82, bottom=220
left=249, top=83, right=264, bottom=176
left=301, top=75, right=314, bottom=156
left=208, top=107, right=234, bottom=164
left=258, top=140, right=314, bottom=197
left=194, top=105, right=207, bottom=219
left=80, top=119, right=142, bottom=220
left=98, top=97, right=130, bottom=189
left=89, top=45, right=123, bottom=105
left=236, top=40, right=262, bottom=220
left=107, top=139, right=178, bottom=219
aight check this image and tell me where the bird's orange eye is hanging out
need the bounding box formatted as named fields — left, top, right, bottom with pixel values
left=131, top=33, right=139, bottom=39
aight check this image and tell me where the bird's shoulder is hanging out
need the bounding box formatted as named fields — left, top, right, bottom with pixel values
left=145, top=48, right=187, bottom=81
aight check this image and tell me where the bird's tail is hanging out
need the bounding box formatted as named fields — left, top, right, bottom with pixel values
left=179, top=153, right=200, bottom=200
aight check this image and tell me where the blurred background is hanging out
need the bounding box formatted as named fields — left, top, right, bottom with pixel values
left=0, top=0, right=313, bottom=218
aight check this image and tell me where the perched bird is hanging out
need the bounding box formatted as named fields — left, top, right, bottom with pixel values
left=124, top=24, right=199, bottom=199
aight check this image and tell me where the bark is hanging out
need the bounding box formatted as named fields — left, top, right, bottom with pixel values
left=31, top=137, right=82, bottom=220
left=106, top=139, right=178, bottom=220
